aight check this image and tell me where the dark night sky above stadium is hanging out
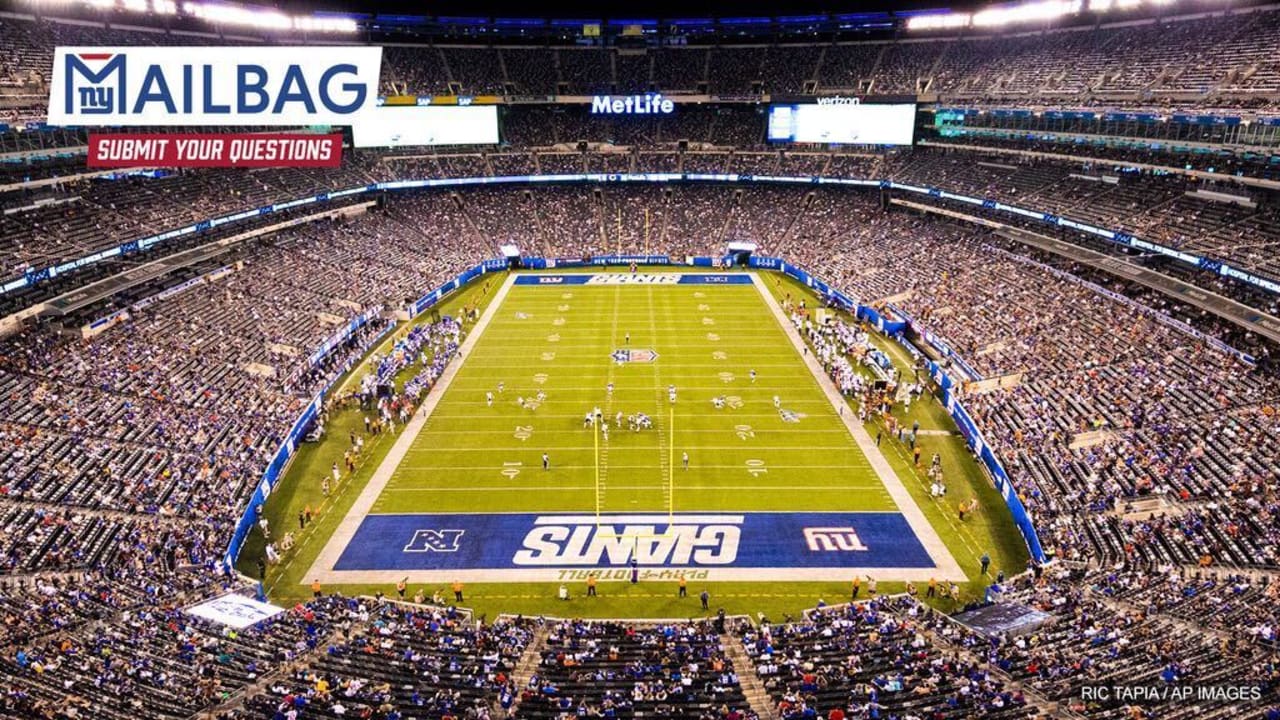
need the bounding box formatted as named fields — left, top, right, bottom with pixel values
left=295, top=0, right=950, bottom=18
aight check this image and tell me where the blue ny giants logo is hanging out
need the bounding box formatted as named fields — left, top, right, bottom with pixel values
left=404, top=529, right=465, bottom=552
left=65, top=53, right=125, bottom=115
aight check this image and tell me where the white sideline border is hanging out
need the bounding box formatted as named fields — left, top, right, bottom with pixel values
left=748, top=272, right=965, bottom=582
left=305, top=273, right=519, bottom=585
left=305, top=271, right=966, bottom=586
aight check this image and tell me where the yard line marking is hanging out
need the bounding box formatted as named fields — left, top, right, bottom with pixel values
left=306, top=273, right=963, bottom=587
left=453, top=358, right=798, bottom=363
left=448, top=385, right=816, bottom=391
left=392, top=463, right=875, bottom=470
left=403, top=445, right=871, bottom=452
left=427, top=413, right=841, bottom=420
left=380, top=484, right=888, bottom=492
left=409, top=428, right=854, bottom=435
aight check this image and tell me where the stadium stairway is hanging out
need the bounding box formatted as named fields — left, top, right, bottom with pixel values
left=203, top=599, right=352, bottom=717
left=910, top=601, right=1075, bottom=719
left=722, top=631, right=781, bottom=720
left=503, top=619, right=550, bottom=716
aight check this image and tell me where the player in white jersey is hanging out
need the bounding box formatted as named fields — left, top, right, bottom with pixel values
left=486, top=392, right=493, bottom=407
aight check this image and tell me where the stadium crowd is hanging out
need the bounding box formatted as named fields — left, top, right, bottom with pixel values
left=7, top=141, right=1280, bottom=324
left=3, top=8, right=1280, bottom=104
left=0, top=180, right=1274, bottom=716
left=910, top=568, right=1280, bottom=719
left=740, top=598, right=1037, bottom=719
left=518, top=619, right=755, bottom=719
left=1, top=5, right=1280, bottom=718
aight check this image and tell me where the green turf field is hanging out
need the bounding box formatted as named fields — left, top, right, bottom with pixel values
left=377, top=278, right=893, bottom=517
left=246, top=268, right=1029, bottom=619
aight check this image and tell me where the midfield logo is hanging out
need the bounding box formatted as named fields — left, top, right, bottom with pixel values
left=404, top=529, right=466, bottom=552
left=610, top=348, right=658, bottom=363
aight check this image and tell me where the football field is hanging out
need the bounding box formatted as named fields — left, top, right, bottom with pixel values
left=307, top=271, right=962, bottom=586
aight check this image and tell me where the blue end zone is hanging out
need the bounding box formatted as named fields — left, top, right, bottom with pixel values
left=676, top=274, right=753, bottom=285
left=514, top=275, right=594, bottom=285
left=513, top=274, right=752, bottom=286
left=333, top=512, right=935, bottom=571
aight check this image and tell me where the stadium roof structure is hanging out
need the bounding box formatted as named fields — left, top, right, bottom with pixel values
left=22, top=0, right=1272, bottom=40
left=301, top=0, right=956, bottom=16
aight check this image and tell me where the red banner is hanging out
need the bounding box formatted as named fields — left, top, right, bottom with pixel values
left=87, top=132, right=344, bottom=168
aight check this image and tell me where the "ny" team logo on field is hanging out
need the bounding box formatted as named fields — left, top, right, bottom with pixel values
left=803, top=527, right=869, bottom=552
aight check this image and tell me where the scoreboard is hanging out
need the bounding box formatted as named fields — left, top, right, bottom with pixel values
left=352, top=105, right=500, bottom=148
left=767, top=98, right=916, bottom=146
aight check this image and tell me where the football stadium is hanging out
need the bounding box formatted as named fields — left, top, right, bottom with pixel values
left=1, top=0, right=1279, bottom=716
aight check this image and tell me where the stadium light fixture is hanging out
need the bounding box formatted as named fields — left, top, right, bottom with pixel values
left=294, top=15, right=358, bottom=32
left=182, top=1, right=357, bottom=32
left=906, top=0, right=1182, bottom=30
left=33, top=0, right=356, bottom=32
left=905, top=12, right=972, bottom=29
left=183, top=2, right=285, bottom=29
left=973, top=0, right=1081, bottom=26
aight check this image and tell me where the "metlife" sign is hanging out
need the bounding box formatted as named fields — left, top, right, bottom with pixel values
left=590, top=93, right=675, bottom=115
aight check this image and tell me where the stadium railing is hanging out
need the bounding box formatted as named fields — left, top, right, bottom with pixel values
left=10, top=172, right=1279, bottom=315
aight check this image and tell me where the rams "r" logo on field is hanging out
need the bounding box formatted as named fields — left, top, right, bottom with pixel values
left=404, top=529, right=465, bottom=552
